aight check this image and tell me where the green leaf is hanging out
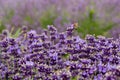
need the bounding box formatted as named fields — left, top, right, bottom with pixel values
left=39, top=7, right=57, bottom=29
left=24, top=16, right=34, bottom=24
left=102, top=23, right=115, bottom=31
left=62, top=53, right=70, bottom=59
left=0, top=21, right=5, bottom=33
left=11, top=28, right=21, bottom=38
left=76, top=8, right=115, bottom=38
left=89, top=9, right=95, bottom=21
left=71, top=76, right=77, bottom=80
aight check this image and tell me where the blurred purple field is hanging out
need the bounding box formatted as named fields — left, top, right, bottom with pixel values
left=0, top=0, right=120, bottom=38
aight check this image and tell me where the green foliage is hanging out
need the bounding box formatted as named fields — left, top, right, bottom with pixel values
left=62, top=53, right=70, bottom=59
left=39, top=8, right=57, bottom=29
left=0, top=21, right=5, bottom=33
left=71, top=76, right=77, bottom=80
left=24, top=16, right=34, bottom=24
left=76, top=9, right=114, bottom=38
left=6, top=10, right=14, bottom=20
left=4, top=10, right=14, bottom=23
left=10, top=28, right=21, bottom=38
left=39, top=7, right=69, bottom=29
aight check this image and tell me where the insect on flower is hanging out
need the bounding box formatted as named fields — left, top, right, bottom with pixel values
left=73, top=22, right=78, bottom=29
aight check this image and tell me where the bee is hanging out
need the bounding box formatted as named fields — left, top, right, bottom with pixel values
left=73, top=22, right=78, bottom=29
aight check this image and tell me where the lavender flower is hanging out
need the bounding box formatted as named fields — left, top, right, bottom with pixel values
left=0, top=25, right=120, bottom=79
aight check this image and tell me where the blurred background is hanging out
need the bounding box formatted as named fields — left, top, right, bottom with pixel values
left=0, top=0, right=120, bottom=38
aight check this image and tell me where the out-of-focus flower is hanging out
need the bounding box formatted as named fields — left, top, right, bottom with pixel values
left=0, top=0, right=120, bottom=37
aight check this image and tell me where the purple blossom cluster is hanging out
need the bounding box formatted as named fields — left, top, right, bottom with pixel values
left=0, top=25, right=120, bottom=80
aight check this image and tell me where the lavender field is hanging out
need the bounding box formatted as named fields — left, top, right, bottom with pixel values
left=0, top=0, right=120, bottom=80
